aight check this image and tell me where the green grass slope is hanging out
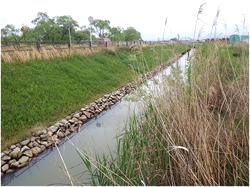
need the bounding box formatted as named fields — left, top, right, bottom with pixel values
left=1, top=44, right=188, bottom=149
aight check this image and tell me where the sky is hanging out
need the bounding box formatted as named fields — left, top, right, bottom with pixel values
left=1, top=0, right=249, bottom=41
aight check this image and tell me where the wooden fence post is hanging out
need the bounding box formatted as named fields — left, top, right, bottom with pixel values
left=36, top=41, right=40, bottom=51
left=67, top=41, right=71, bottom=49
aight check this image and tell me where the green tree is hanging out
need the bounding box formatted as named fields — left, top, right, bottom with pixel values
left=30, top=12, right=79, bottom=42
left=123, top=27, right=141, bottom=41
left=2, top=14, right=143, bottom=43
left=31, top=12, right=60, bottom=41
left=91, top=19, right=111, bottom=38
left=31, top=12, right=50, bottom=26
left=74, top=29, right=90, bottom=42
left=54, top=15, right=79, bottom=41
left=109, top=26, right=124, bottom=41
left=31, top=18, right=60, bottom=41
left=1, top=24, right=21, bottom=41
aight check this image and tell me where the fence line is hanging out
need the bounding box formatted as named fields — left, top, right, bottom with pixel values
left=1, top=40, right=162, bottom=53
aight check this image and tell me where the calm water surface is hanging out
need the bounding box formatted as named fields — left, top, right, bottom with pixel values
left=2, top=50, right=191, bottom=186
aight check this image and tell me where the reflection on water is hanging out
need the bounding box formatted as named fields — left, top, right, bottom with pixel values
left=2, top=99, right=140, bottom=186
left=2, top=50, right=191, bottom=186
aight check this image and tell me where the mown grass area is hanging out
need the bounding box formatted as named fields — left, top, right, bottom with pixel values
left=77, top=42, right=249, bottom=186
left=1, top=43, right=189, bottom=150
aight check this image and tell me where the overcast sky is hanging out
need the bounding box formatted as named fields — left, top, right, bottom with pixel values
left=1, top=0, right=249, bottom=41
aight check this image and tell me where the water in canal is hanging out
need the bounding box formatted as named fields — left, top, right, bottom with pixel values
left=2, top=50, right=191, bottom=186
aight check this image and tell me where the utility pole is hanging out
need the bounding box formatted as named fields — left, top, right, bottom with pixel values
left=162, top=18, right=167, bottom=41
left=88, top=16, right=94, bottom=46
left=68, top=28, right=71, bottom=45
left=66, top=25, right=71, bottom=46
left=242, top=14, right=245, bottom=35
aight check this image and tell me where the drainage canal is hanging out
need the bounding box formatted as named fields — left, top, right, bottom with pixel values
left=2, top=50, right=192, bottom=186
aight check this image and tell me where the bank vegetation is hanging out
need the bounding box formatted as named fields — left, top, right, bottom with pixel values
left=1, top=43, right=188, bottom=150
left=78, top=42, right=249, bottom=186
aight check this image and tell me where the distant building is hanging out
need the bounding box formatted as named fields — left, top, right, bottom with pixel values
left=241, top=35, right=249, bottom=43
left=229, top=34, right=240, bottom=44
left=229, top=34, right=249, bottom=44
left=97, top=38, right=112, bottom=47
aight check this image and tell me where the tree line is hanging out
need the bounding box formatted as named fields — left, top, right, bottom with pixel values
left=1, top=12, right=142, bottom=43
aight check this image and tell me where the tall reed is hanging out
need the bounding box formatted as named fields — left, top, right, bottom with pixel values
left=74, top=2, right=249, bottom=184
left=78, top=41, right=248, bottom=186
left=70, top=2, right=249, bottom=185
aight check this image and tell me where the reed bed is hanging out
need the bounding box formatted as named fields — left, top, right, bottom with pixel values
left=76, top=41, right=249, bottom=185
left=22, top=3, right=247, bottom=185
left=74, top=5, right=249, bottom=185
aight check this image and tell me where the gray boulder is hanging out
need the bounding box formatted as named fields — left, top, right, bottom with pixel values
left=1, top=164, right=9, bottom=172
left=31, top=147, right=41, bottom=156
left=18, top=156, right=29, bottom=164
left=48, top=125, right=58, bottom=133
left=9, top=150, right=20, bottom=159
left=21, top=145, right=30, bottom=153
left=23, top=150, right=33, bottom=158
left=20, top=139, right=30, bottom=146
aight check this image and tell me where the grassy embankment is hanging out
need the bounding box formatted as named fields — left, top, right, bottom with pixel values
left=1, top=44, right=189, bottom=150
left=77, top=42, right=249, bottom=186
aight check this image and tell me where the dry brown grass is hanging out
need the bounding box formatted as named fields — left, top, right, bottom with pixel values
left=1, top=42, right=164, bottom=63
left=145, top=42, right=249, bottom=185
left=1, top=46, right=104, bottom=63
left=83, top=42, right=249, bottom=186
